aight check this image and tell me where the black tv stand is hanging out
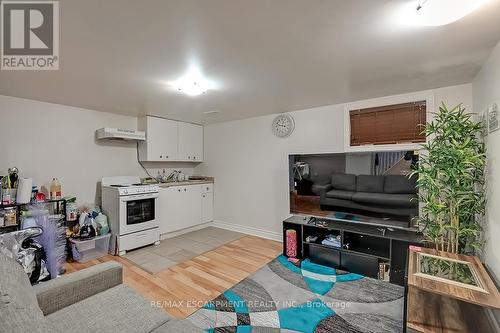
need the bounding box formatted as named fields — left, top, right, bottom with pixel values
left=283, top=215, right=423, bottom=285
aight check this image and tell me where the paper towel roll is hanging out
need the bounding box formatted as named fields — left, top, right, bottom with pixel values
left=16, top=178, right=33, bottom=204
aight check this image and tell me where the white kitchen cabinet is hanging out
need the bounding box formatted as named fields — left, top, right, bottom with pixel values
left=158, top=187, right=180, bottom=235
left=158, top=184, right=204, bottom=235
left=202, top=192, right=214, bottom=223
left=185, top=184, right=202, bottom=227
left=138, top=116, right=178, bottom=161
left=138, top=116, right=203, bottom=162
left=178, top=122, right=203, bottom=162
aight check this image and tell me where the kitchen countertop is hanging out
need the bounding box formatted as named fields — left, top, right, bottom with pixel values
left=158, top=179, right=213, bottom=188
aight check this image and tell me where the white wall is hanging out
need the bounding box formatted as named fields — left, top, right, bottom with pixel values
left=345, top=154, right=372, bottom=175
left=473, top=40, right=500, bottom=280
left=0, top=95, right=194, bottom=205
left=196, top=84, right=473, bottom=238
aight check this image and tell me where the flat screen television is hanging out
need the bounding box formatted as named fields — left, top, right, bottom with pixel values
left=289, top=151, right=419, bottom=228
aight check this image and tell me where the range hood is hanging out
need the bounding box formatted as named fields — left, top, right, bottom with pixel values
left=96, top=128, right=146, bottom=141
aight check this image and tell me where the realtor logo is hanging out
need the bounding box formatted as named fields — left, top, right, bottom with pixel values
left=1, top=1, right=59, bottom=70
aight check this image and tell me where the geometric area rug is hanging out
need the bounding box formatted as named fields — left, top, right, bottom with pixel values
left=187, top=255, right=404, bottom=332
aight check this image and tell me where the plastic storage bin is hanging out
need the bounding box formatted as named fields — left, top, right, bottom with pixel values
left=70, top=234, right=111, bottom=263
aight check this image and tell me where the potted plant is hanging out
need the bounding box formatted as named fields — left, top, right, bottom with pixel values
left=412, top=103, right=486, bottom=254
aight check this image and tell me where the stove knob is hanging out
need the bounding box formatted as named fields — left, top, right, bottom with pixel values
left=123, top=189, right=128, bottom=195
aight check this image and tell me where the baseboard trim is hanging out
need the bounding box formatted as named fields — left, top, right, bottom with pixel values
left=160, top=222, right=214, bottom=240
left=213, top=220, right=282, bottom=242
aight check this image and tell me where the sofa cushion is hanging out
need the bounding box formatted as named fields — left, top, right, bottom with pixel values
left=47, top=284, right=170, bottom=333
left=0, top=252, right=58, bottom=333
left=356, top=175, right=384, bottom=193
left=331, top=173, right=356, bottom=191
left=325, top=189, right=355, bottom=200
left=384, top=175, right=417, bottom=194
left=352, top=192, right=418, bottom=207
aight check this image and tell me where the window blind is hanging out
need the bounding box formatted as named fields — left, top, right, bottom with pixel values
left=350, top=100, right=426, bottom=146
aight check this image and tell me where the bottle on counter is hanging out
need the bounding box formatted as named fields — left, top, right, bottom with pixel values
left=49, top=178, right=62, bottom=200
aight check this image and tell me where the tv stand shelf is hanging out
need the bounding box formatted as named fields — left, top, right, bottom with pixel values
left=283, top=215, right=423, bottom=285
left=341, top=248, right=390, bottom=261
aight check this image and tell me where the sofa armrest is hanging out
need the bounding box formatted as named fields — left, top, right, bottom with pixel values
left=33, top=261, right=123, bottom=315
left=316, top=184, right=333, bottom=198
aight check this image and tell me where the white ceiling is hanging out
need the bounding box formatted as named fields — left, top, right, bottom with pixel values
left=1, top=0, right=500, bottom=124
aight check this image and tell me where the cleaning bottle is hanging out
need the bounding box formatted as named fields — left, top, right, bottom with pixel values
left=49, top=178, right=62, bottom=200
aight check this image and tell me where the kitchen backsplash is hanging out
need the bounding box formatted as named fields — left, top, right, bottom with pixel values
left=142, top=162, right=196, bottom=180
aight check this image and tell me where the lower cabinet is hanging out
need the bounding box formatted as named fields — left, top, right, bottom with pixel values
left=340, top=252, right=380, bottom=278
left=308, top=245, right=341, bottom=268
left=202, top=192, right=214, bottom=223
left=158, top=184, right=213, bottom=235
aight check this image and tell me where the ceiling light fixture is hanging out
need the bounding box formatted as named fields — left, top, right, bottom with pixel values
left=170, top=67, right=214, bottom=97
left=401, top=0, right=491, bottom=26
left=174, top=80, right=207, bottom=97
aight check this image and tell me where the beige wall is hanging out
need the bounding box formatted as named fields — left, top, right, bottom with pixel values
left=0, top=95, right=194, bottom=205
left=473, top=40, right=500, bottom=280
left=195, top=84, right=473, bottom=238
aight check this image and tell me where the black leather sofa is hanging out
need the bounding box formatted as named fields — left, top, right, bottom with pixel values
left=319, top=174, right=418, bottom=218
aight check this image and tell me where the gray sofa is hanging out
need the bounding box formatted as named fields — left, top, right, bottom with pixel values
left=0, top=252, right=201, bottom=333
left=319, top=174, right=418, bottom=217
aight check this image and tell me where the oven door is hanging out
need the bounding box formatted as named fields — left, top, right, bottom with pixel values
left=119, top=193, right=159, bottom=235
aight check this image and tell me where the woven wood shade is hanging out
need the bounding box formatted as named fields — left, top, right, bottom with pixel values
left=350, top=100, right=426, bottom=146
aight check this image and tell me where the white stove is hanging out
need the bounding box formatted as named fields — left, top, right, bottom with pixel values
left=107, top=183, right=160, bottom=196
left=101, top=176, right=160, bottom=255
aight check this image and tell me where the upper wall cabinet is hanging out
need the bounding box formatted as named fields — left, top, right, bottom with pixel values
left=138, top=116, right=178, bottom=162
left=138, top=116, right=203, bottom=162
left=178, top=122, right=203, bottom=162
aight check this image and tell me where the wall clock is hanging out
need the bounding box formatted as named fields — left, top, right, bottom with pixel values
left=272, top=114, right=295, bottom=138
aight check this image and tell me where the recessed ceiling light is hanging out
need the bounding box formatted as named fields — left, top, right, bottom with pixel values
left=400, top=0, right=491, bottom=26
left=169, top=67, right=215, bottom=97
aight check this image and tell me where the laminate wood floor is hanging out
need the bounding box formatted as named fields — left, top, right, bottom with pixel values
left=65, top=235, right=282, bottom=318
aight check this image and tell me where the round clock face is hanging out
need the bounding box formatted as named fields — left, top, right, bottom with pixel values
left=272, top=114, right=295, bottom=138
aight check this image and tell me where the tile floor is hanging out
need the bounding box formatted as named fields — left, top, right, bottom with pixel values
left=123, top=227, right=244, bottom=273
